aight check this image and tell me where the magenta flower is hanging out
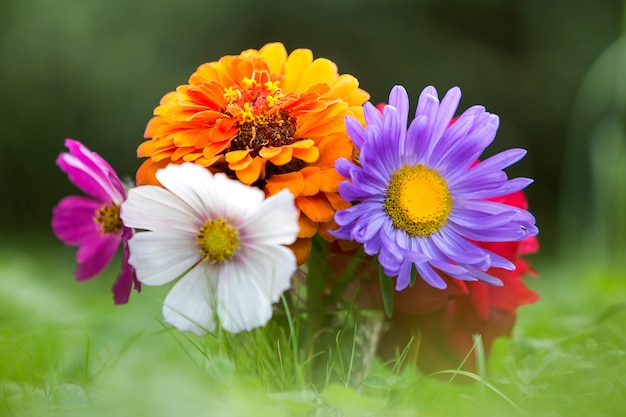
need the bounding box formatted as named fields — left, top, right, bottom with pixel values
left=51, top=139, right=140, bottom=304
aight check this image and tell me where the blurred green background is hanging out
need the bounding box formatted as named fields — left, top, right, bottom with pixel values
left=1, top=0, right=625, bottom=262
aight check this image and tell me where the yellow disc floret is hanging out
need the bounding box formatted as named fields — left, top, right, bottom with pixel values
left=384, top=165, right=453, bottom=237
left=95, top=203, right=123, bottom=235
left=196, top=218, right=240, bottom=263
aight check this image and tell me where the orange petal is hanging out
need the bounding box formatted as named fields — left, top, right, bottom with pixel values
left=197, top=81, right=229, bottom=109
left=194, top=156, right=220, bottom=167
left=319, top=169, right=345, bottom=193
left=182, top=152, right=203, bottom=162
left=190, top=62, right=219, bottom=84
left=144, top=116, right=165, bottom=138
left=324, top=191, right=351, bottom=211
left=173, top=130, right=202, bottom=148
left=137, top=140, right=155, bottom=158
left=317, top=219, right=339, bottom=242
left=297, top=101, right=349, bottom=138
left=300, top=167, right=324, bottom=196
left=288, top=238, right=312, bottom=266
left=264, top=172, right=304, bottom=197
left=152, top=149, right=175, bottom=162
left=269, top=147, right=293, bottom=166
left=225, top=149, right=252, bottom=164
left=298, top=212, right=318, bottom=238
left=200, top=137, right=232, bottom=156
left=315, top=132, right=353, bottom=170
left=289, top=139, right=315, bottom=149
left=306, top=83, right=332, bottom=97
left=228, top=155, right=253, bottom=171
left=292, top=145, right=319, bottom=163
left=210, top=117, right=239, bottom=142
left=258, top=146, right=283, bottom=159
left=171, top=146, right=197, bottom=161
left=235, top=156, right=265, bottom=185
left=295, top=194, right=334, bottom=223
left=136, top=158, right=172, bottom=186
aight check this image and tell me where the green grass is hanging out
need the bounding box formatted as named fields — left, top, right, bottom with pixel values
left=1, top=236, right=626, bottom=416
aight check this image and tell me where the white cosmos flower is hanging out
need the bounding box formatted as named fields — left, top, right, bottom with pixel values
left=120, top=162, right=299, bottom=335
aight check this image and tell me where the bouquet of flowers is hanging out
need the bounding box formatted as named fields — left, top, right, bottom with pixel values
left=51, top=42, right=538, bottom=381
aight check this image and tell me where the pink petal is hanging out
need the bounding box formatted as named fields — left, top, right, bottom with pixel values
left=57, top=139, right=125, bottom=203
left=112, top=238, right=140, bottom=304
left=52, top=196, right=102, bottom=245
left=75, top=233, right=121, bottom=280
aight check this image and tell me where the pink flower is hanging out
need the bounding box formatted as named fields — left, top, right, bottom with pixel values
left=51, top=139, right=140, bottom=304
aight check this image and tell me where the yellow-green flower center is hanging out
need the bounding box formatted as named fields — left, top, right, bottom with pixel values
left=196, top=218, right=240, bottom=263
left=95, top=203, right=123, bottom=234
left=383, top=165, right=453, bottom=237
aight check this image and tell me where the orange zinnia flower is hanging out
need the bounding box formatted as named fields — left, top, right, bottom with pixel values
left=135, top=42, right=369, bottom=264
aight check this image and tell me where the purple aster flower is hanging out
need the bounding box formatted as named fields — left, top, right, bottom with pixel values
left=332, top=85, right=538, bottom=291
left=51, top=139, right=140, bottom=304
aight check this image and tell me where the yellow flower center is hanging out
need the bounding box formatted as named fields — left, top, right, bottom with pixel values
left=196, top=218, right=240, bottom=263
left=383, top=165, right=453, bottom=237
left=223, top=76, right=285, bottom=123
left=94, top=203, right=123, bottom=235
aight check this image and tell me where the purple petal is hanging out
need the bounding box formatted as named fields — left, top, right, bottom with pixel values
left=453, top=177, right=534, bottom=200
left=404, top=115, right=429, bottom=165
left=442, top=114, right=500, bottom=181
left=414, top=87, right=440, bottom=160
left=449, top=207, right=517, bottom=229
left=458, top=264, right=504, bottom=286
left=447, top=220, right=531, bottom=243
left=415, top=262, right=447, bottom=289
left=363, top=102, right=383, bottom=128
left=430, top=229, right=490, bottom=267
left=387, top=85, right=409, bottom=143
left=450, top=148, right=527, bottom=188
left=395, top=259, right=413, bottom=290
left=382, top=106, right=404, bottom=161
left=428, top=112, right=474, bottom=169
left=345, top=116, right=366, bottom=150
left=426, top=86, right=462, bottom=160
left=334, top=157, right=357, bottom=178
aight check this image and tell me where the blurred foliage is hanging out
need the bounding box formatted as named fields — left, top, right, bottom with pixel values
left=560, top=34, right=626, bottom=265
left=1, top=239, right=626, bottom=416
left=1, top=0, right=623, bottom=259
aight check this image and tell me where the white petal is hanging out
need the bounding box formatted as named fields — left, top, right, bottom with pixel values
left=239, top=243, right=296, bottom=302
left=155, top=163, right=217, bottom=219
left=156, top=164, right=267, bottom=225
left=210, top=172, right=265, bottom=221
left=163, top=265, right=216, bottom=336
left=127, top=230, right=200, bottom=285
left=239, top=189, right=299, bottom=246
left=121, top=185, right=201, bottom=234
left=214, top=244, right=295, bottom=333
left=215, top=259, right=278, bottom=334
